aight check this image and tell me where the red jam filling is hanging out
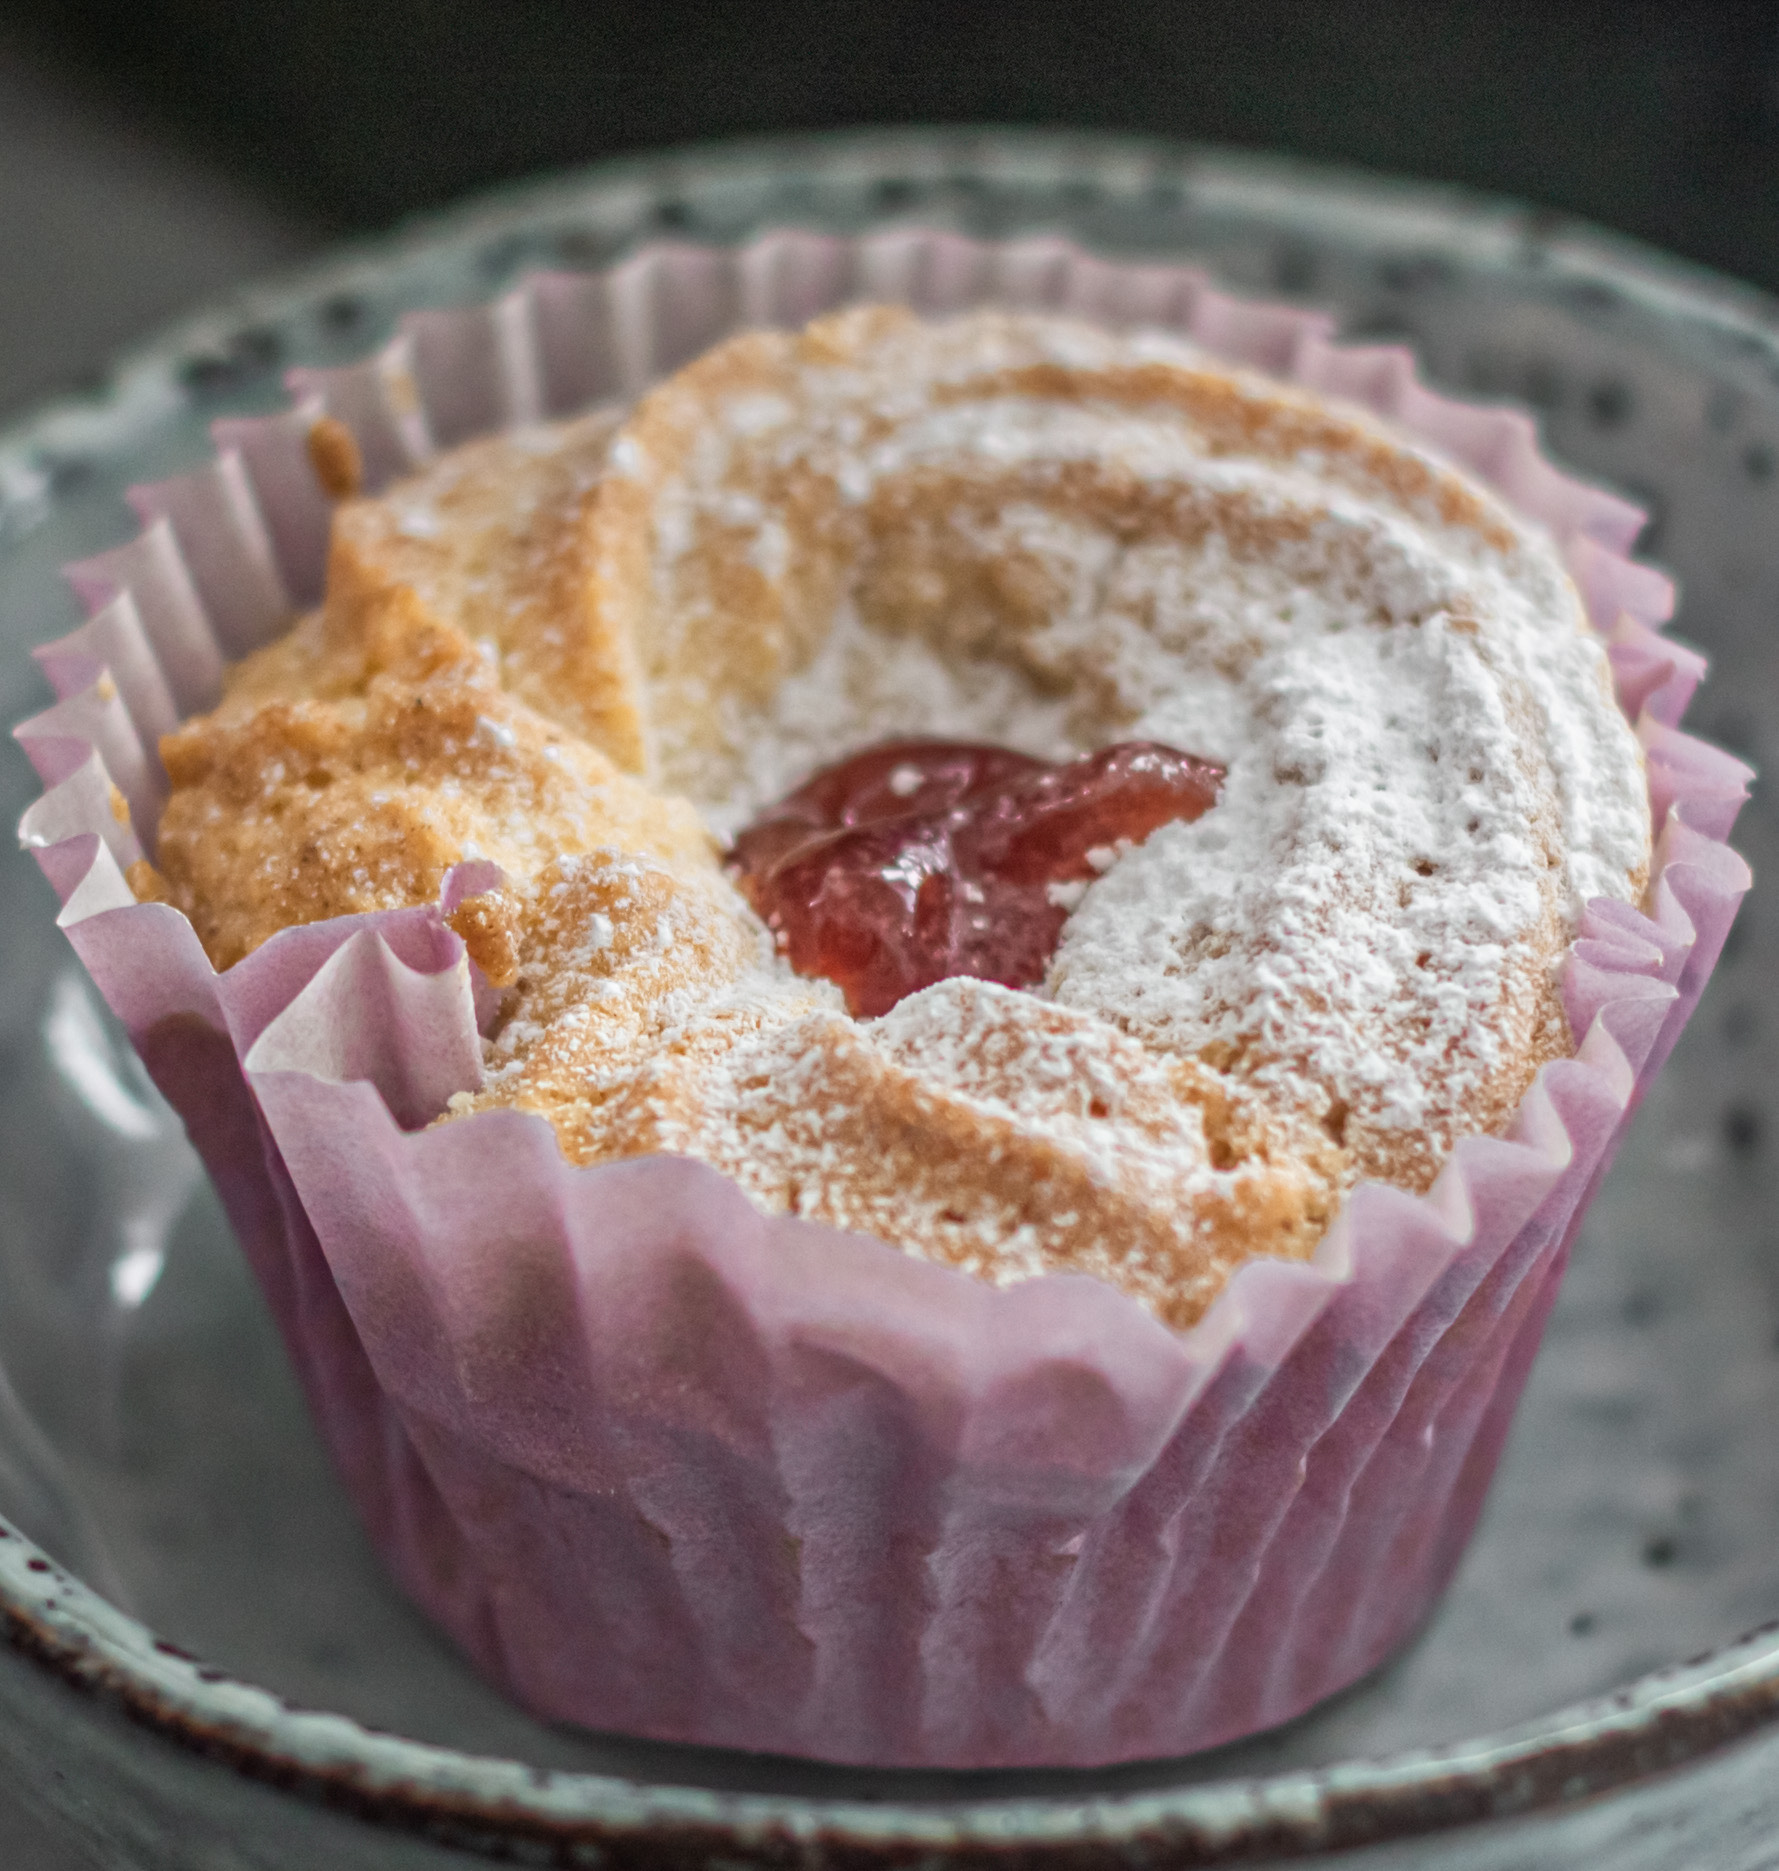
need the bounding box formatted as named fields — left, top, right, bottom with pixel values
left=729, top=739, right=1224, bottom=1017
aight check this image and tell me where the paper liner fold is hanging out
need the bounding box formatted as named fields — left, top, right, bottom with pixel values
left=13, top=230, right=1752, bottom=1767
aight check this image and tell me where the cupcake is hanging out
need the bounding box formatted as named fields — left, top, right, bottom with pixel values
left=16, top=232, right=1753, bottom=1768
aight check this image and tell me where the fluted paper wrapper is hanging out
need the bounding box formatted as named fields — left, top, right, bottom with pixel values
left=16, top=231, right=1753, bottom=1768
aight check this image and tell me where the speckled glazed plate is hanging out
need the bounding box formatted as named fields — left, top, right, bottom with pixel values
left=1, top=130, right=1777, bottom=1870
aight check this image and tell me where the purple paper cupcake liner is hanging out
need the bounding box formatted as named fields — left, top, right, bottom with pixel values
left=14, top=229, right=1753, bottom=1768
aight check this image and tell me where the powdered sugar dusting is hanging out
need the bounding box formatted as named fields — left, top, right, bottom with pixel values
left=697, top=603, right=1077, bottom=838
left=637, top=311, right=1649, bottom=1188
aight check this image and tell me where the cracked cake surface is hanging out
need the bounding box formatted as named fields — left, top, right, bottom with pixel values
left=137, top=306, right=1652, bottom=1329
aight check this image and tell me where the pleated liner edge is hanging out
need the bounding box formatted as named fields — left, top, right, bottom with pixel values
left=14, top=229, right=1754, bottom=1767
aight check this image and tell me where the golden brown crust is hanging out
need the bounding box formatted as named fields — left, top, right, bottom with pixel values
left=671, top=988, right=1340, bottom=1330
left=150, top=596, right=712, bottom=973
left=584, top=330, right=859, bottom=781
left=327, top=411, right=648, bottom=769
left=447, top=853, right=813, bottom=1156
left=305, top=415, right=363, bottom=501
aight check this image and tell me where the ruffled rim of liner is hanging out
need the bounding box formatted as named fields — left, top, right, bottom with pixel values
left=14, top=224, right=1754, bottom=1486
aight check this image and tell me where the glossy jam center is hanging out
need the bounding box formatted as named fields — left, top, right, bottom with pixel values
left=729, top=738, right=1224, bottom=1017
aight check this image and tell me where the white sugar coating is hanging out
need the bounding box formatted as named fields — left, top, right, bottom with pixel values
left=698, top=602, right=1076, bottom=839
left=639, top=311, right=1651, bottom=1180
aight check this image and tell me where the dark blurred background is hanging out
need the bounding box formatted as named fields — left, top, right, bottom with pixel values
left=6, top=0, right=1779, bottom=422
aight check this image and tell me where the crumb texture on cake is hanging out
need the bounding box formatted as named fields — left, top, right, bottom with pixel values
left=138, top=308, right=1652, bottom=1328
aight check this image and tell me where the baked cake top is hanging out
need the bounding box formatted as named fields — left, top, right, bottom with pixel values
left=139, top=308, right=1651, bottom=1327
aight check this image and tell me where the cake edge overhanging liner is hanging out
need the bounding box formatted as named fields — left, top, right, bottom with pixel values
left=13, top=229, right=1755, bottom=1769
